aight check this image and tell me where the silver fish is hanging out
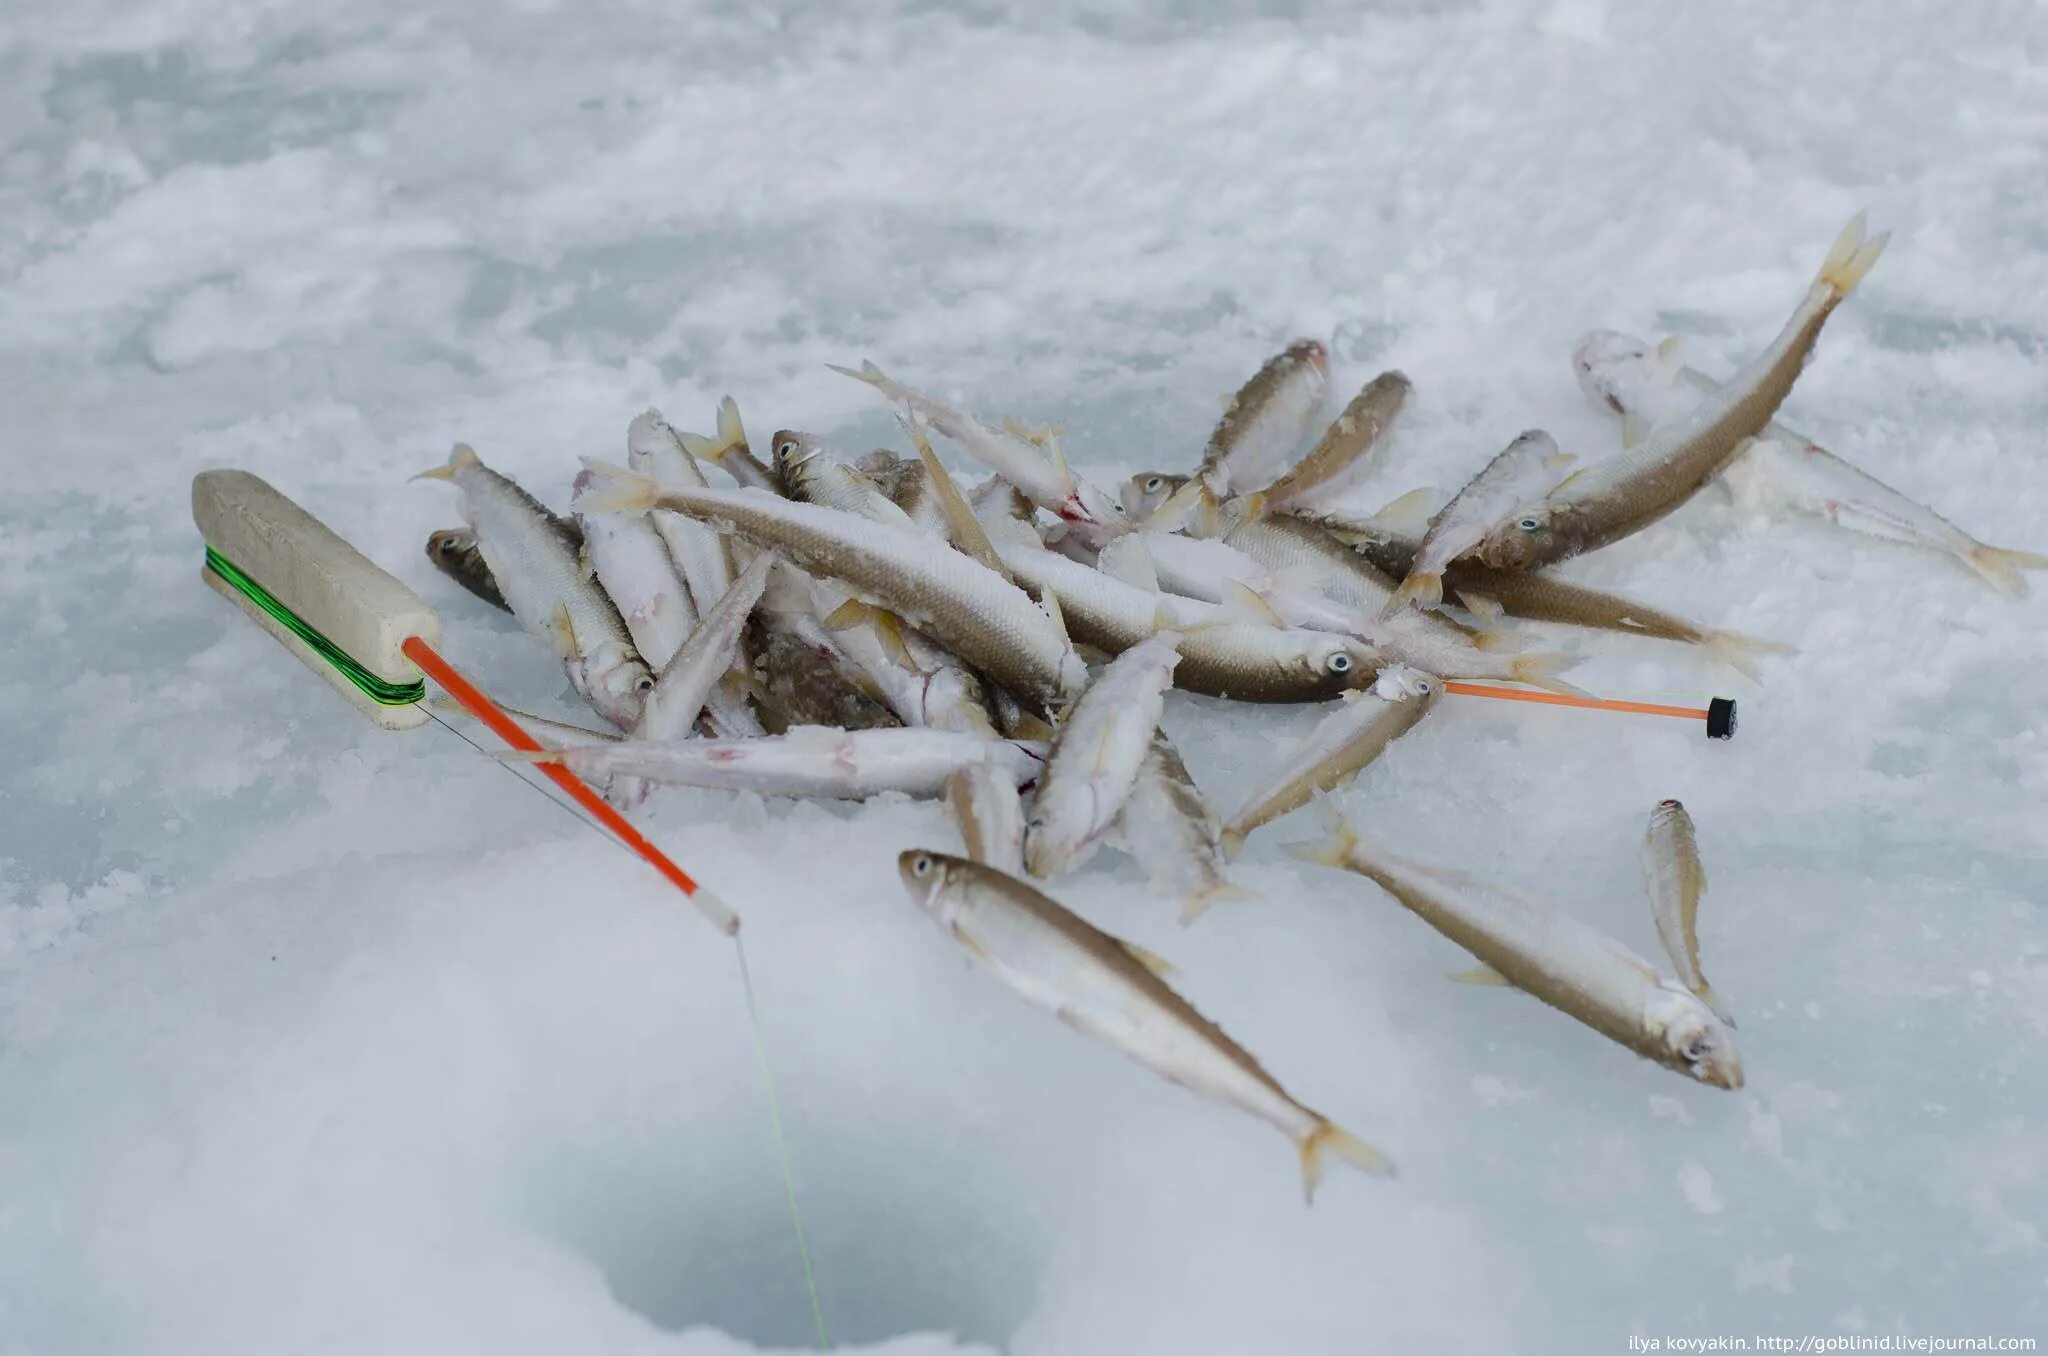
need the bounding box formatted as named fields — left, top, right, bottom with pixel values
left=1575, top=328, right=2048, bottom=596
left=1294, top=812, right=1743, bottom=1089
left=1120, top=470, right=1189, bottom=525
left=1305, top=504, right=1792, bottom=676
left=1118, top=732, right=1251, bottom=924
left=1155, top=339, right=1329, bottom=530
left=578, top=465, right=1086, bottom=711
left=945, top=756, right=1027, bottom=874
left=1024, top=631, right=1183, bottom=878
left=1642, top=799, right=1733, bottom=1025
left=899, top=849, right=1393, bottom=1199
left=1382, top=431, right=1574, bottom=617
left=772, top=430, right=920, bottom=529
left=1244, top=369, right=1411, bottom=518
left=635, top=551, right=775, bottom=742
left=1222, top=515, right=1583, bottom=692
left=831, top=359, right=1128, bottom=545
left=416, top=445, right=652, bottom=729
left=1478, top=213, right=1888, bottom=569
left=522, top=726, right=1045, bottom=799
left=1221, top=666, right=1440, bottom=857
left=987, top=524, right=1383, bottom=702
left=628, top=409, right=740, bottom=611
left=425, top=527, right=511, bottom=613
left=574, top=469, right=700, bottom=669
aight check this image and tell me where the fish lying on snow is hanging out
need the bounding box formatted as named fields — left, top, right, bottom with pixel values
left=1642, top=798, right=1733, bottom=1024
left=635, top=551, right=775, bottom=743
left=628, top=410, right=742, bottom=612
left=516, top=727, right=1045, bottom=799
left=1306, top=503, right=1793, bottom=676
left=676, top=397, right=785, bottom=496
left=831, top=359, right=1128, bottom=546
left=1221, top=665, right=1440, bottom=857
left=1117, top=732, right=1251, bottom=923
left=945, top=756, right=1027, bottom=874
left=899, top=849, right=1392, bottom=1200
left=1024, top=631, right=1184, bottom=878
left=577, top=465, right=1086, bottom=711
left=416, top=444, right=653, bottom=730
left=425, top=527, right=512, bottom=613
left=1242, top=369, right=1411, bottom=519
left=574, top=468, right=700, bottom=669
left=773, top=431, right=920, bottom=528
left=1574, top=328, right=2048, bottom=597
left=1383, top=430, right=1575, bottom=617
left=1293, top=808, right=1743, bottom=1088
left=1157, top=338, right=1330, bottom=530
left=1478, top=213, right=1889, bottom=570
left=1221, top=514, right=1585, bottom=692
left=988, top=524, right=1385, bottom=702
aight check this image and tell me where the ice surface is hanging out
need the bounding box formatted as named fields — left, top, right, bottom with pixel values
left=4, top=1, right=2047, bottom=1351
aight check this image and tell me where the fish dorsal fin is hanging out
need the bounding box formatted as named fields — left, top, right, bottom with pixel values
left=1221, top=579, right=1286, bottom=628
left=1097, top=536, right=1162, bottom=592
left=824, top=597, right=916, bottom=666
left=1043, top=432, right=1076, bottom=494
left=1361, top=486, right=1440, bottom=537
left=1619, top=411, right=1652, bottom=449
left=1118, top=937, right=1178, bottom=980
left=1449, top=963, right=1515, bottom=987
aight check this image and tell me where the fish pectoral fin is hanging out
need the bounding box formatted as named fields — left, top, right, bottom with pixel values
left=1448, top=963, right=1515, bottom=987
left=1358, top=487, right=1440, bottom=539
left=1097, top=536, right=1162, bottom=592
left=1455, top=589, right=1505, bottom=624
left=1117, top=938, right=1179, bottom=980
left=1619, top=411, right=1653, bottom=449
left=1220, top=579, right=1287, bottom=629
left=950, top=921, right=993, bottom=965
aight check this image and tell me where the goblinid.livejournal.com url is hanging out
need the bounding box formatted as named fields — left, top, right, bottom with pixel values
left=1626, top=1339, right=2036, bottom=1353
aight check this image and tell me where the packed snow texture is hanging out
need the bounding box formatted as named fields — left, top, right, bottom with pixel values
left=3, top=1, right=2046, bottom=1351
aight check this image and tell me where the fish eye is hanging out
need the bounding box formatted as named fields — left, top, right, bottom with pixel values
left=1144, top=476, right=1163, bottom=492
left=1113, top=502, right=1126, bottom=515
left=636, top=675, right=655, bottom=692
left=910, top=853, right=933, bottom=878
left=776, top=439, right=799, bottom=458
left=1415, top=679, right=1432, bottom=693
left=1326, top=653, right=1353, bottom=674
left=1516, top=516, right=1541, bottom=532
left=1683, top=1034, right=1713, bottom=1064
left=1027, top=816, right=1045, bottom=831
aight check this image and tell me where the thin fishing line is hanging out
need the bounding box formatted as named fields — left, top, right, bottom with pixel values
left=736, top=935, right=830, bottom=1351
left=204, top=547, right=426, bottom=706
left=429, top=705, right=829, bottom=1347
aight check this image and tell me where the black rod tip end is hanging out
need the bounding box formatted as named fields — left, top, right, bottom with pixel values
left=1707, top=697, right=1737, bottom=740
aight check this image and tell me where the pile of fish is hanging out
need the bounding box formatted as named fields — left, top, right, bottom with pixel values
left=417, top=212, right=2042, bottom=1201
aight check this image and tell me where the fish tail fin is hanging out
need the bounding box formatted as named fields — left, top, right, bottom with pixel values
left=1510, top=651, right=1590, bottom=697
left=1298, top=1118, right=1396, bottom=1203
left=573, top=458, right=661, bottom=514
left=1179, top=880, right=1257, bottom=926
left=1816, top=210, right=1889, bottom=295
left=676, top=397, right=748, bottom=465
left=826, top=358, right=889, bottom=389
left=413, top=442, right=481, bottom=482
left=1961, top=543, right=2048, bottom=598
left=1219, top=824, right=1249, bottom=861
left=1700, top=628, right=1796, bottom=679
left=1697, top=981, right=1737, bottom=1028
left=1283, top=800, right=1358, bottom=870
left=1381, top=571, right=1442, bottom=619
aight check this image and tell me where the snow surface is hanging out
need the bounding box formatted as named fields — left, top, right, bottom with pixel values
left=3, top=1, right=2046, bottom=1351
